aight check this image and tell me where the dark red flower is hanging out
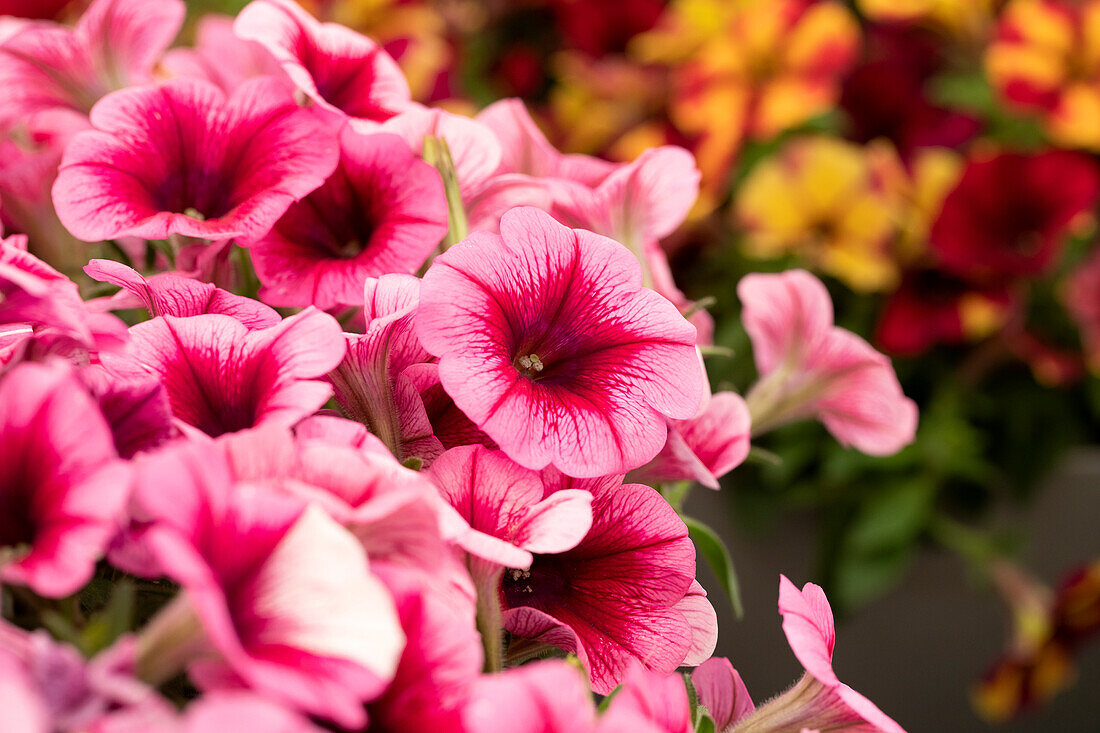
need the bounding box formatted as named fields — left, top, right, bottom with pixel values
left=930, top=151, right=1100, bottom=281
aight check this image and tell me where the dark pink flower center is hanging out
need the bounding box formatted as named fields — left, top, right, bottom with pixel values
left=155, top=168, right=234, bottom=222
left=0, top=481, right=36, bottom=549
left=274, top=170, right=380, bottom=261
left=501, top=555, right=573, bottom=610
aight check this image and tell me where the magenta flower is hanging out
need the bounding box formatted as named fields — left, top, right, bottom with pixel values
left=739, top=270, right=918, bottom=456
left=0, top=361, right=129, bottom=597
left=417, top=206, right=706, bottom=478
left=726, top=575, right=906, bottom=733
left=502, top=470, right=712, bottom=693
left=234, top=0, right=411, bottom=130
left=129, top=440, right=404, bottom=729
left=0, top=0, right=184, bottom=120
left=79, top=367, right=176, bottom=459
left=52, top=77, right=338, bottom=243
left=101, top=308, right=345, bottom=438
left=85, top=259, right=280, bottom=329
left=249, top=129, right=448, bottom=309
left=161, top=15, right=284, bottom=94
left=427, top=445, right=594, bottom=571
left=691, top=657, right=755, bottom=732
left=403, top=361, right=499, bottom=454
left=328, top=275, right=445, bottom=463
left=630, top=391, right=752, bottom=490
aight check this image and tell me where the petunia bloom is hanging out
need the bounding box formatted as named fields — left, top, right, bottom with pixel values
left=101, top=308, right=345, bottom=438
left=0, top=361, right=129, bottom=597
left=501, top=469, right=714, bottom=693
left=128, top=440, right=405, bottom=729
left=52, top=77, right=339, bottom=243
left=739, top=269, right=918, bottom=456
left=0, top=0, right=185, bottom=121
left=728, top=575, right=906, bottom=732
left=160, top=14, right=284, bottom=94
left=929, top=150, right=1100, bottom=282
left=249, top=128, right=448, bottom=309
left=234, top=0, right=411, bottom=131
left=417, top=206, right=705, bottom=478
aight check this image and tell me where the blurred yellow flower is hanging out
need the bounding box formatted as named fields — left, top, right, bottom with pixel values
left=735, top=137, right=900, bottom=292
left=633, top=0, right=860, bottom=206
left=868, top=141, right=964, bottom=264
left=858, top=0, right=1005, bottom=43
left=986, top=0, right=1100, bottom=150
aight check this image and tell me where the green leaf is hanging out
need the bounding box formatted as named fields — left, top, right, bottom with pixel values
left=684, top=516, right=744, bottom=619
left=695, top=714, right=717, bottom=733
left=78, top=580, right=135, bottom=656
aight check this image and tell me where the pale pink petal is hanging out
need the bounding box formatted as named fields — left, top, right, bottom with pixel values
left=738, top=270, right=834, bottom=376
left=381, top=106, right=502, bottom=196
left=463, top=660, right=596, bottom=733
left=778, top=575, right=838, bottom=687
left=606, top=662, right=692, bottom=733
left=160, top=15, right=284, bottom=93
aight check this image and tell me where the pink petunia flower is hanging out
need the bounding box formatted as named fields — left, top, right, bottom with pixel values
left=161, top=15, right=284, bottom=94
left=128, top=440, right=405, bottom=729
left=85, top=259, right=280, bottom=329
left=417, top=206, right=706, bottom=478
left=78, top=367, right=176, bottom=459
left=691, top=657, right=755, bottom=732
left=233, top=0, right=411, bottom=131
left=630, top=391, right=752, bottom=490
left=463, top=660, right=599, bottom=733
left=0, top=0, right=184, bottom=120
left=100, top=308, right=345, bottom=438
left=52, top=77, right=339, bottom=243
left=739, top=269, right=918, bottom=456
left=0, top=361, right=129, bottom=597
left=728, top=576, right=906, bottom=733
left=427, top=445, right=594, bottom=573
left=501, top=469, right=714, bottom=693
left=249, top=129, right=448, bottom=309
left=602, top=661, right=693, bottom=733
left=328, top=275, right=445, bottom=464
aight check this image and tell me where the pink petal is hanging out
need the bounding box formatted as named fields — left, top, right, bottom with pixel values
left=738, top=270, right=834, bottom=376
left=691, top=657, right=755, bottom=731
left=380, top=106, right=501, bottom=195
left=778, top=575, right=838, bottom=688
left=463, top=659, right=596, bottom=733
left=85, top=259, right=280, bottom=328
left=234, top=0, right=410, bottom=127
left=160, top=14, right=284, bottom=93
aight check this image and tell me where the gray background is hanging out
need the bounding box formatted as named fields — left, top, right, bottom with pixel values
left=690, top=449, right=1100, bottom=732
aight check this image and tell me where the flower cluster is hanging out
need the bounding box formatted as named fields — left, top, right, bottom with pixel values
left=0, top=0, right=923, bottom=730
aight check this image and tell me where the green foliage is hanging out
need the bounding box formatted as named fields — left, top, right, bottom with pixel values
left=685, top=516, right=744, bottom=619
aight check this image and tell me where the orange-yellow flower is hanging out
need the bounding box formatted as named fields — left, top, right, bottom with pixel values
left=735, top=137, right=899, bottom=292
left=857, top=0, right=1005, bottom=43
left=633, top=0, right=860, bottom=204
left=986, top=0, right=1100, bottom=150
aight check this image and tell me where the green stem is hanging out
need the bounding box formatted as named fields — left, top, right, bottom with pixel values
left=423, top=136, right=468, bottom=249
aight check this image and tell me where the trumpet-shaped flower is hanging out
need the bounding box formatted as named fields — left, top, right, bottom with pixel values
left=502, top=470, right=713, bottom=693
left=987, top=0, right=1100, bottom=150
left=740, top=270, right=918, bottom=455
left=747, top=575, right=906, bottom=732
left=0, top=0, right=184, bottom=121
left=250, top=129, right=448, bottom=309
left=53, top=77, right=338, bottom=243
left=0, top=361, right=129, bottom=597
left=234, top=0, right=411, bottom=131
left=101, top=308, right=345, bottom=438
left=736, top=137, right=901, bottom=293
left=930, top=150, right=1099, bottom=281
left=328, top=275, right=445, bottom=463
left=417, top=206, right=705, bottom=478
left=129, top=440, right=404, bottom=729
